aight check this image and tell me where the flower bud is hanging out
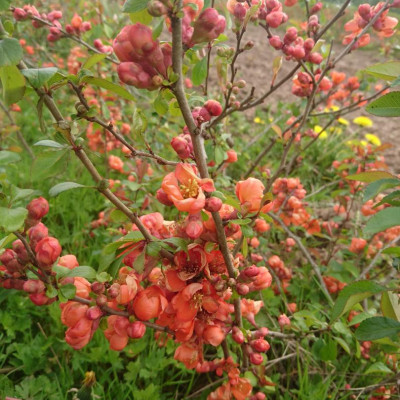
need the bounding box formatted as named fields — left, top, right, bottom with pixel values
left=86, top=306, right=103, bottom=320
left=254, top=327, right=269, bottom=338
left=266, top=11, right=285, bottom=28
left=310, top=2, right=322, bottom=14
left=249, top=352, right=264, bottom=365
left=23, top=279, right=45, bottom=294
left=171, top=136, right=193, bottom=159
left=244, top=41, right=254, bottom=50
left=308, top=52, right=323, bottom=64
left=28, top=222, right=48, bottom=249
left=147, top=0, right=168, bottom=17
left=292, top=46, right=305, bottom=60
left=0, top=249, right=24, bottom=273
left=71, top=13, right=82, bottom=29
left=156, top=188, right=174, bottom=206
left=204, top=99, right=223, bottom=117
left=232, top=326, right=245, bottom=344
left=358, top=4, right=371, bottom=21
left=303, top=38, right=315, bottom=52
left=236, top=283, right=249, bottom=295
left=96, top=294, right=108, bottom=306
left=251, top=338, right=270, bottom=352
left=205, top=197, right=223, bottom=212
left=269, top=35, right=283, bottom=49
left=226, top=149, right=237, bottom=163
left=278, top=313, right=291, bottom=327
left=127, top=321, right=146, bottom=338
left=203, top=325, right=225, bottom=346
left=108, top=283, right=120, bottom=299
left=58, top=254, right=78, bottom=269
left=191, top=8, right=226, bottom=44
left=244, top=265, right=260, bottom=278
left=13, top=8, right=28, bottom=21
left=91, top=282, right=105, bottom=294
left=12, top=239, right=29, bottom=264
left=35, top=237, right=62, bottom=268
left=27, top=197, right=49, bottom=220
left=234, top=3, right=247, bottom=21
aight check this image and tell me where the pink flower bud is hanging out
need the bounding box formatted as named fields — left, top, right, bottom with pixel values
left=249, top=352, right=264, bottom=365
left=23, top=279, right=45, bottom=294
left=65, top=24, right=74, bottom=34
left=0, top=249, right=24, bottom=273
left=12, top=239, right=29, bottom=264
left=127, top=321, right=146, bottom=338
left=269, top=35, right=283, bottom=49
left=278, top=313, right=291, bottom=327
left=58, top=254, right=79, bottom=269
left=358, top=4, right=371, bottom=21
left=308, top=52, right=323, bottom=64
left=191, top=8, right=226, bottom=44
left=91, top=282, right=105, bottom=294
left=236, top=283, right=249, bottom=295
left=156, top=188, right=174, bottom=206
left=186, top=216, right=203, bottom=239
left=234, top=3, right=247, bottom=21
left=254, top=327, right=269, bottom=338
left=284, top=27, right=298, bottom=44
left=192, top=106, right=211, bottom=124
left=171, top=136, right=193, bottom=159
left=80, top=21, right=92, bottom=32
left=147, top=0, right=168, bottom=17
left=204, top=99, right=223, bottom=116
left=255, top=393, right=266, bottom=400
left=28, top=222, right=48, bottom=249
left=29, top=292, right=52, bottom=306
left=226, top=149, right=238, bottom=163
left=71, top=13, right=82, bottom=29
left=303, top=38, right=315, bottom=52
left=108, top=283, right=120, bottom=299
left=205, top=197, right=223, bottom=212
left=266, top=0, right=279, bottom=10
left=117, top=62, right=156, bottom=90
left=266, top=11, right=285, bottom=28
left=96, top=294, right=108, bottom=306
left=86, top=306, right=103, bottom=320
left=284, top=0, right=298, bottom=6
left=27, top=197, right=49, bottom=220
left=13, top=8, right=28, bottom=21
left=292, top=46, right=305, bottom=60
left=251, top=338, right=270, bottom=352
left=35, top=237, right=62, bottom=268
left=232, top=326, right=245, bottom=344
left=244, top=265, right=260, bottom=278
left=310, top=2, right=322, bottom=14
left=47, top=10, right=63, bottom=21
left=203, top=325, right=225, bottom=346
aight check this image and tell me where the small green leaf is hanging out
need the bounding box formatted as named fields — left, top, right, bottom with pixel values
left=152, top=18, right=164, bottom=39
left=81, top=76, right=135, bottom=101
left=34, top=140, right=68, bottom=149
left=355, top=316, right=400, bottom=341
left=347, top=170, right=397, bottom=183
left=0, top=207, right=28, bottom=232
left=381, top=291, right=400, bottom=321
left=0, top=150, right=20, bottom=165
left=365, top=361, right=393, bottom=375
left=109, top=209, right=129, bottom=223
left=192, top=57, right=208, bottom=86
left=122, top=0, right=149, bottom=13
left=129, top=9, right=152, bottom=24
left=103, top=231, right=145, bottom=255
left=333, top=336, right=351, bottom=355
left=21, top=67, right=58, bottom=88
left=364, top=61, right=400, bottom=81
left=10, top=186, right=34, bottom=202
left=31, top=150, right=69, bottom=182
left=0, top=38, right=23, bottom=67
left=0, top=65, right=26, bottom=106
left=366, top=92, right=400, bottom=117
left=49, top=182, right=87, bottom=197
left=365, top=207, right=400, bottom=236
left=133, top=246, right=146, bottom=273
left=82, top=53, right=107, bottom=70
left=59, top=283, right=77, bottom=299
left=154, top=91, right=168, bottom=116
left=54, top=265, right=97, bottom=280
left=364, top=178, right=400, bottom=202
left=331, top=280, right=387, bottom=321
left=0, top=233, right=16, bottom=250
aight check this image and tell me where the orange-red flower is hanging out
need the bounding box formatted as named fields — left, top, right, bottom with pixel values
left=236, top=178, right=271, bottom=214
left=131, top=285, right=167, bottom=321
left=161, top=163, right=215, bottom=214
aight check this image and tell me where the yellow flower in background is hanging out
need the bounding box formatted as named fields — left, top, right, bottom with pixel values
left=365, top=134, right=381, bottom=146
left=353, top=116, right=373, bottom=127
left=338, top=117, right=349, bottom=126
left=360, top=140, right=368, bottom=147
left=254, top=117, right=265, bottom=124
left=314, top=125, right=327, bottom=139
left=324, top=105, right=340, bottom=112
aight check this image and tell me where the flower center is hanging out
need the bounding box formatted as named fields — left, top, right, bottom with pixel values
left=192, top=292, right=203, bottom=310
left=180, top=179, right=199, bottom=199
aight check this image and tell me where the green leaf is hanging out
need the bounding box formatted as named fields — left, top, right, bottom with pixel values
left=21, top=67, right=58, bottom=88
left=0, top=0, right=12, bottom=11
left=365, top=361, right=393, bottom=375
left=0, top=65, right=26, bottom=106
left=0, top=207, right=28, bottom=232
left=163, top=237, right=189, bottom=251
left=333, top=336, right=350, bottom=355
left=53, top=265, right=97, bottom=280
left=10, top=186, right=34, bottom=202
left=192, top=57, right=208, bottom=86
left=364, top=178, right=400, bottom=201
left=109, top=209, right=129, bottom=223
left=82, top=53, right=107, bottom=70
left=363, top=61, right=400, bottom=81
left=381, top=291, right=400, bottom=322
left=382, top=246, right=400, bottom=256
left=49, top=182, right=87, bottom=197
left=152, top=18, right=164, bottom=39
left=102, top=231, right=145, bottom=255
left=122, top=0, right=149, bottom=13
left=0, top=150, right=20, bottom=165
left=230, top=218, right=252, bottom=225
left=132, top=245, right=146, bottom=273
left=129, top=9, right=152, bottom=24
left=0, top=38, right=23, bottom=67
left=347, top=170, right=397, bottom=183
left=365, top=207, right=400, bottom=236
left=81, top=76, right=135, bottom=101
left=34, top=140, right=67, bottom=149
left=376, top=191, right=400, bottom=207
left=0, top=233, right=16, bottom=250
left=154, top=91, right=168, bottom=115
left=355, top=316, right=400, bottom=341
left=366, top=92, right=400, bottom=117
left=31, top=150, right=69, bottom=182
left=59, top=283, right=77, bottom=300
left=331, top=280, right=387, bottom=321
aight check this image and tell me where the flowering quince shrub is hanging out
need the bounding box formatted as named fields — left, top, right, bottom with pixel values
left=1, top=0, right=400, bottom=398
